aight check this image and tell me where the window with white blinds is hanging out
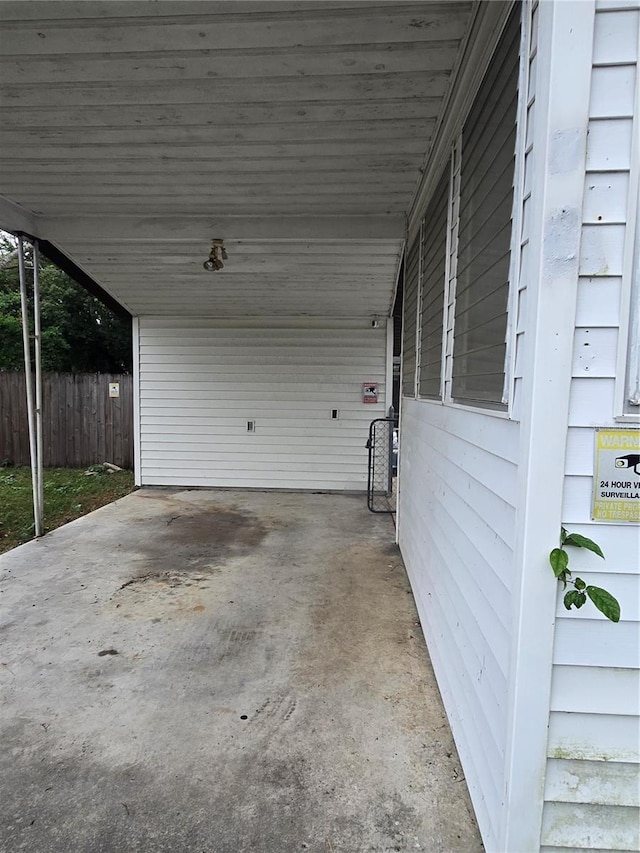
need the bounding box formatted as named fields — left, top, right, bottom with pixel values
left=402, top=229, right=421, bottom=397
left=418, top=169, right=449, bottom=399
left=452, top=7, right=520, bottom=407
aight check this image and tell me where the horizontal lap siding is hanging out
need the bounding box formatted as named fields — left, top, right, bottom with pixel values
left=138, top=318, right=386, bottom=489
left=398, top=398, right=518, bottom=850
left=542, top=6, right=640, bottom=850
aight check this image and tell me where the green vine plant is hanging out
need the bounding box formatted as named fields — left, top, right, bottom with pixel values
left=549, top=528, right=620, bottom=623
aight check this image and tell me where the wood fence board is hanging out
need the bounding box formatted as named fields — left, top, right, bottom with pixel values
left=0, top=372, right=133, bottom=469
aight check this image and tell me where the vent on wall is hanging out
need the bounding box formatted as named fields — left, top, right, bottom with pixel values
left=247, top=420, right=255, bottom=433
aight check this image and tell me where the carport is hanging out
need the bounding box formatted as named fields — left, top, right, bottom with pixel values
left=0, top=10, right=484, bottom=842
left=7, top=4, right=629, bottom=851
left=0, top=489, right=481, bottom=852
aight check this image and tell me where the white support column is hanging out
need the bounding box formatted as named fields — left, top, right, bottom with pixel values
left=501, top=2, right=596, bottom=851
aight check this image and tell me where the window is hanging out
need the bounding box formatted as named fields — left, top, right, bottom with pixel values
left=451, top=7, right=520, bottom=406
left=418, top=168, right=449, bottom=399
left=402, top=228, right=421, bottom=397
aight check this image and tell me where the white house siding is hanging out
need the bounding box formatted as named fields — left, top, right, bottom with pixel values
left=137, top=317, right=387, bottom=490
left=397, top=5, right=530, bottom=849
left=398, top=402, right=519, bottom=849
left=541, top=4, right=640, bottom=850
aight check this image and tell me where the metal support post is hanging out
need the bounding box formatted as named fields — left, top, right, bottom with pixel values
left=33, top=241, right=44, bottom=526
left=17, top=234, right=43, bottom=537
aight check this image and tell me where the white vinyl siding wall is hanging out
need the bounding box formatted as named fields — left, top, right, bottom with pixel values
left=398, top=402, right=519, bottom=850
left=398, top=5, right=526, bottom=849
left=137, top=317, right=387, bottom=490
left=541, top=4, right=640, bottom=850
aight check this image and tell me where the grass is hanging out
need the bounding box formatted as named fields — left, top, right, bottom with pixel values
left=0, top=466, right=135, bottom=554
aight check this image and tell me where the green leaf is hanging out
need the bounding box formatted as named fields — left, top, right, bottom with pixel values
left=564, top=590, right=587, bottom=610
left=564, top=590, right=580, bottom=610
left=574, top=577, right=586, bottom=591
left=560, top=527, right=568, bottom=545
left=550, top=548, right=569, bottom=578
left=563, top=533, right=605, bottom=559
left=586, top=586, right=620, bottom=623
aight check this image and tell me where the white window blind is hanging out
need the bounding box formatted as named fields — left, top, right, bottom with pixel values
left=402, top=228, right=421, bottom=397
left=452, top=7, right=520, bottom=407
left=418, top=169, right=449, bottom=399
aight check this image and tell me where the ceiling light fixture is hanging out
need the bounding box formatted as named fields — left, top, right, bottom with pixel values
left=203, top=238, right=228, bottom=271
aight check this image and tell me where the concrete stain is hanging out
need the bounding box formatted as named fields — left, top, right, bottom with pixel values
left=165, top=505, right=266, bottom=549
left=112, top=503, right=267, bottom=611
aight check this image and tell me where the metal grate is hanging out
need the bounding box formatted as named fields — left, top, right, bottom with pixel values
left=366, top=417, right=396, bottom=513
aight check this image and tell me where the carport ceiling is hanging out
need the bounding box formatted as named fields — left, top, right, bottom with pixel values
left=0, top=1, right=473, bottom=318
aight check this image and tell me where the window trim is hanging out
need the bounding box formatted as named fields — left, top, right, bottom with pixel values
left=504, top=2, right=533, bottom=409
left=443, top=140, right=462, bottom=403
left=614, top=55, right=640, bottom=422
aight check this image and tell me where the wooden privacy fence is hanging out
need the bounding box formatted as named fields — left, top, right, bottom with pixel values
left=0, top=372, right=133, bottom=469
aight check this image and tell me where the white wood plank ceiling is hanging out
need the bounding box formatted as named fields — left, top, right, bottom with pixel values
left=0, top=1, right=473, bottom=317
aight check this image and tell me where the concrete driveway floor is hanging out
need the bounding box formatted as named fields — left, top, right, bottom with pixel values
left=0, top=488, right=482, bottom=853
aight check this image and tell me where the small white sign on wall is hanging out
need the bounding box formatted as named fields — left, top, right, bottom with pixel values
left=108, top=382, right=120, bottom=398
left=592, top=428, right=640, bottom=523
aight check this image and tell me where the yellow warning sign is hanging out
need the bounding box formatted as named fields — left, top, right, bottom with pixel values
left=592, top=429, right=640, bottom=522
